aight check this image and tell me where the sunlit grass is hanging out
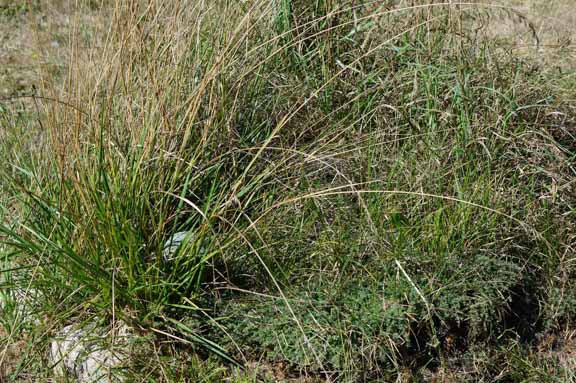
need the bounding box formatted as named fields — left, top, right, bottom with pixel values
left=1, top=0, right=575, bottom=381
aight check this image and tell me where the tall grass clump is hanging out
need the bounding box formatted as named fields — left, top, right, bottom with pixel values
left=1, top=0, right=575, bottom=381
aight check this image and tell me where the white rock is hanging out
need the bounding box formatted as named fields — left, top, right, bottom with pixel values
left=162, top=231, right=205, bottom=262
left=50, top=320, right=130, bottom=383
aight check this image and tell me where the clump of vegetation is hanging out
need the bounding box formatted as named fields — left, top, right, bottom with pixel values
left=1, top=0, right=575, bottom=381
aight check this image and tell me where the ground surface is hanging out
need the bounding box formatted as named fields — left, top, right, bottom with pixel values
left=1, top=1, right=575, bottom=382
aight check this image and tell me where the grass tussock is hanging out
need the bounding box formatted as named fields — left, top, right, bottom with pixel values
left=1, top=0, right=575, bottom=381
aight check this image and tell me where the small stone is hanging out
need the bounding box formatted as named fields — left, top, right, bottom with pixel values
left=162, top=231, right=205, bottom=262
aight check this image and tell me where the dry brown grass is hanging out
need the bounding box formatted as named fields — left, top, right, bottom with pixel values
left=3, top=1, right=571, bottom=105
left=0, top=1, right=108, bottom=99
left=489, top=0, right=576, bottom=68
left=0, top=327, right=27, bottom=380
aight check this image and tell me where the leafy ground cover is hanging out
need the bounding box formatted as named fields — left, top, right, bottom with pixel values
left=1, top=1, right=575, bottom=381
